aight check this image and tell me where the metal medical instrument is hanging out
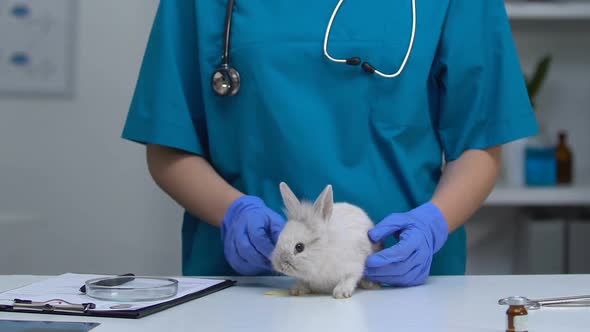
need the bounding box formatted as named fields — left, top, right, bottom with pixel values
left=499, top=295, right=590, bottom=310
left=211, top=0, right=417, bottom=96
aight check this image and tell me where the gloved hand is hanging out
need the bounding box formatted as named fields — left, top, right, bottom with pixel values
left=364, top=202, right=449, bottom=287
left=221, top=195, right=286, bottom=275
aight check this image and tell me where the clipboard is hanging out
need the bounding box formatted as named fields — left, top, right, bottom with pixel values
left=0, top=273, right=236, bottom=319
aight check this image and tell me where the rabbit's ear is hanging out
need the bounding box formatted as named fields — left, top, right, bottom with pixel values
left=313, top=184, right=333, bottom=221
left=279, top=182, right=300, bottom=213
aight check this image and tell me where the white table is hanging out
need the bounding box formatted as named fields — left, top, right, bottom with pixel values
left=1, top=274, right=589, bottom=331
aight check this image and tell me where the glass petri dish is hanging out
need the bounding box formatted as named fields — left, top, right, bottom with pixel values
left=84, top=276, right=178, bottom=302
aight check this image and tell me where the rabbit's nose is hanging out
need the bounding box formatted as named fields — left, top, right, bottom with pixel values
left=281, top=252, right=291, bottom=263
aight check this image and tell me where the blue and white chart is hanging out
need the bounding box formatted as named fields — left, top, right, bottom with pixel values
left=0, top=0, right=76, bottom=96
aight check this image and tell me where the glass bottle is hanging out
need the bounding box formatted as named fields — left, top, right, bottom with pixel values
left=502, top=296, right=529, bottom=332
left=556, top=131, right=573, bottom=184
left=507, top=304, right=528, bottom=332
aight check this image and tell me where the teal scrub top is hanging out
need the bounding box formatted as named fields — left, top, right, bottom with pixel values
left=122, top=0, right=538, bottom=277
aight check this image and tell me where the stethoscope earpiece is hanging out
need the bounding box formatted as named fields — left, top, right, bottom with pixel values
left=345, top=57, right=361, bottom=65
left=344, top=57, right=376, bottom=74
left=361, top=62, right=376, bottom=74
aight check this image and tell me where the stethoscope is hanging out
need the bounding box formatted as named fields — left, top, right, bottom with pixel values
left=211, top=0, right=417, bottom=96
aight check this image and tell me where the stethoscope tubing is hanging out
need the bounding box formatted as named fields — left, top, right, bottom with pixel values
left=222, top=0, right=235, bottom=66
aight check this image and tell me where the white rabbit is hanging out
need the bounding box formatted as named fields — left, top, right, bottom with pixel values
left=271, top=182, right=381, bottom=299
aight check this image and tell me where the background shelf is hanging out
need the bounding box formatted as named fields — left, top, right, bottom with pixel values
left=506, top=2, right=590, bottom=20
left=485, top=184, right=590, bottom=206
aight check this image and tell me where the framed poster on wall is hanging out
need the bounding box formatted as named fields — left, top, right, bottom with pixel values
left=0, top=0, right=76, bottom=97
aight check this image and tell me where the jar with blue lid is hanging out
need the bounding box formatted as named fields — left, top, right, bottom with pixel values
left=525, top=146, right=556, bottom=186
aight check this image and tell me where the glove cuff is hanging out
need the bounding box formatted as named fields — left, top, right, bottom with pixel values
left=410, top=201, right=449, bottom=253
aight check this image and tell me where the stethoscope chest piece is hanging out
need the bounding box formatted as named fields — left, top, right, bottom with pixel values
left=212, top=64, right=240, bottom=96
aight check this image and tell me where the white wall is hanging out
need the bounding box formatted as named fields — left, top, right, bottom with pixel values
left=0, top=0, right=183, bottom=276
left=1, top=2, right=588, bottom=277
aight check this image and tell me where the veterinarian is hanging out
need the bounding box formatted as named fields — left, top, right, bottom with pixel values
left=121, top=0, right=538, bottom=286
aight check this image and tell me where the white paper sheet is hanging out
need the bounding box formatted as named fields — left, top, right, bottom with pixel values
left=0, top=273, right=227, bottom=312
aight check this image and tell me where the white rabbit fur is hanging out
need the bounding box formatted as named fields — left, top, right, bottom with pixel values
left=271, top=182, right=381, bottom=299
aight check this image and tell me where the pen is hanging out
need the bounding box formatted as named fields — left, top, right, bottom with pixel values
left=79, top=273, right=135, bottom=293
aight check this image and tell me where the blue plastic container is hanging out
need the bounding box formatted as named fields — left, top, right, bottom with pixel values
left=525, top=146, right=556, bottom=186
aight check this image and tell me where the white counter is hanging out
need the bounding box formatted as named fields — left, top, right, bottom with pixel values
left=0, top=274, right=589, bottom=331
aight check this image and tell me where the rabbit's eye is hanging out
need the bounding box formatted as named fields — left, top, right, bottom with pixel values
left=295, top=243, right=304, bottom=253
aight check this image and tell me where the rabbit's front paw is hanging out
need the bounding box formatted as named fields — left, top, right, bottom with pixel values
left=289, top=281, right=311, bottom=296
left=332, top=283, right=355, bottom=299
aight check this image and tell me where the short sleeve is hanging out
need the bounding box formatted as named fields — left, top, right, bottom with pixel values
left=432, top=0, right=539, bottom=161
left=121, top=1, right=208, bottom=157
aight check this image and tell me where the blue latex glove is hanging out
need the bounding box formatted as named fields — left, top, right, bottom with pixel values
left=221, top=195, right=286, bottom=275
left=364, top=202, right=449, bottom=287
